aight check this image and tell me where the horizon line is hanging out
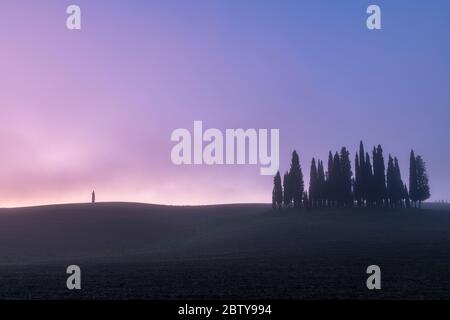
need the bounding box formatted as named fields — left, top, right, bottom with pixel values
left=0, top=200, right=273, bottom=210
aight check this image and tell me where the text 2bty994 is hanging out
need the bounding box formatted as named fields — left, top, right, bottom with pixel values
left=222, top=304, right=272, bottom=316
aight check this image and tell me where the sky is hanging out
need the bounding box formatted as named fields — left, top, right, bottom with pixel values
left=0, top=0, right=449, bottom=207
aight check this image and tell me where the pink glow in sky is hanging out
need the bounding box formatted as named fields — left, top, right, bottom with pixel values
left=1, top=1, right=449, bottom=207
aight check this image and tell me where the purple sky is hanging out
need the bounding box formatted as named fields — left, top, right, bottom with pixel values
left=0, top=0, right=449, bottom=207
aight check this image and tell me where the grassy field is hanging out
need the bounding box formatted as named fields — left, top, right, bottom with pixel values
left=0, top=202, right=450, bottom=299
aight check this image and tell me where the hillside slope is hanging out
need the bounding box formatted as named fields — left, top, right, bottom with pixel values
left=1, top=203, right=450, bottom=299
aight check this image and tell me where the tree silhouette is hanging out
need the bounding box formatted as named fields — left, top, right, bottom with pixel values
left=289, top=150, right=304, bottom=208
left=372, top=145, right=387, bottom=207
left=364, top=152, right=374, bottom=206
left=283, top=171, right=291, bottom=207
left=354, top=153, right=361, bottom=207
left=403, top=183, right=410, bottom=208
left=309, top=158, right=318, bottom=208
left=387, top=155, right=405, bottom=207
left=339, top=147, right=353, bottom=207
left=317, top=160, right=326, bottom=208
left=333, top=152, right=342, bottom=206
left=386, top=155, right=395, bottom=207
left=409, top=150, right=418, bottom=207
left=272, top=171, right=283, bottom=210
left=415, top=155, right=430, bottom=208
left=272, top=189, right=276, bottom=210
left=394, top=157, right=405, bottom=208
left=326, top=151, right=334, bottom=207
left=303, top=191, right=309, bottom=209
left=272, top=141, right=431, bottom=211
left=359, top=141, right=367, bottom=206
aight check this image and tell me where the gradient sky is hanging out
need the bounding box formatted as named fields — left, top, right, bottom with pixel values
left=0, top=0, right=449, bottom=207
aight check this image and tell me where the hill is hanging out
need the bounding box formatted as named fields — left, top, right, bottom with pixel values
left=1, top=202, right=450, bottom=299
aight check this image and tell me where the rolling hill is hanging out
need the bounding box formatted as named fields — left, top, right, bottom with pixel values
left=1, top=202, right=450, bottom=299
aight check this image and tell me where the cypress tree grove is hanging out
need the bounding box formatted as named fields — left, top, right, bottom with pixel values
left=272, top=142, right=430, bottom=212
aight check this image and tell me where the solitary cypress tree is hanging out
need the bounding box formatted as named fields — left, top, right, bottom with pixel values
left=409, top=150, right=418, bottom=207
left=415, top=155, right=430, bottom=208
left=272, top=171, right=283, bottom=210
left=289, top=150, right=304, bottom=208
left=309, top=158, right=318, bottom=208
left=340, top=147, right=353, bottom=207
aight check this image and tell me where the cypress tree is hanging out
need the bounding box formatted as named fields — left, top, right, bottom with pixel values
left=387, top=156, right=404, bottom=208
left=340, top=147, right=353, bottom=207
left=317, top=160, right=326, bottom=207
left=387, top=155, right=395, bottom=207
left=309, top=158, right=318, bottom=208
left=393, top=157, right=405, bottom=208
left=403, top=183, right=410, bottom=208
left=409, top=150, right=418, bottom=207
left=359, top=141, right=366, bottom=206
left=272, top=190, right=277, bottom=209
left=333, top=152, right=341, bottom=206
left=365, top=152, right=374, bottom=206
left=372, top=146, right=379, bottom=205
left=283, top=171, right=291, bottom=207
left=351, top=176, right=355, bottom=204
left=303, top=191, right=309, bottom=209
left=372, top=145, right=387, bottom=207
left=289, top=150, right=304, bottom=208
left=415, top=155, right=430, bottom=208
left=354, top=153, right=361, bottom=207
left=273, top=171, right=283, bottom=210
left=326, top=151, right=334, bottom=207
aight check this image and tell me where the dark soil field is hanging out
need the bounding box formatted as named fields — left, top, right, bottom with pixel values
left=0, top=202, right=449, bottom=299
